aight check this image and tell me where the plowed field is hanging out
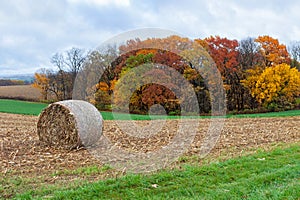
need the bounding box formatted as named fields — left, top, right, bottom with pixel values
left=1, top=113, right=299, bottom=174
left=0, top=112, right=299, bottom=198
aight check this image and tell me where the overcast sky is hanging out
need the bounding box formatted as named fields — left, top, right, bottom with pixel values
left=1, top=0, right=300, bottom=75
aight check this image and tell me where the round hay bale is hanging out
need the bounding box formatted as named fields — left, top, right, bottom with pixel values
left=37, top=100, right=103, bottom=149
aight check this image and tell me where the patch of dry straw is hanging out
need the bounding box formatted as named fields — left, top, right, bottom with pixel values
left=37, top=100, right=103, bottom=150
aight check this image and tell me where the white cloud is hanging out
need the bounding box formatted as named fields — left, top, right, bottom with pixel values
left=0, top=0, right=300, bottom=75
left=1, top=35, right=30, bottom=48
left=67, top=0, right=130, bottom=7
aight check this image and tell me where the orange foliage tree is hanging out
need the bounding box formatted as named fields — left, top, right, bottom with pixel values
left=204, top=36, right=239, bottom=75
left=255, top=35, right=291, bottom=67
left=203, top=36, right=243, bottom=110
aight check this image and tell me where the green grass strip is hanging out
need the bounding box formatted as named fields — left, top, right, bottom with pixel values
left=0, top=99, right=48, bottom=116
left=15, top=144, right=300, bottom=199
left=1, top=99, right=300, bottom=119
left=227, top=109, right=300, bottom=118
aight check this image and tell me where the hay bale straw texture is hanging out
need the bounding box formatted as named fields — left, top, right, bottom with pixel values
left=37, top=100, right=103, bottom=149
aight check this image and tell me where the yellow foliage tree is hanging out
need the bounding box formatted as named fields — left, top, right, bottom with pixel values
left=242, top=63, right=300, bottom=107
left=95, top=79, right=117, bottom=93
left=32, top=72, right=50, bottom=100
left=93, top=79, right=117, bottom=110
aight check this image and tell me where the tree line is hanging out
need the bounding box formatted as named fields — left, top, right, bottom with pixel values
left=33, top=35, right=300, bottom=114
left=0, top=79, right=28, bottom=86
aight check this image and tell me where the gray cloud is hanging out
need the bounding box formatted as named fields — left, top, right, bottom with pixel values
left=0, top=0, right=299, bottom=75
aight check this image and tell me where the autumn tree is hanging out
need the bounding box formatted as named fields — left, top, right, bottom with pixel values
left=242, top=63, right=300, bottom=109
left=85, top=47, right=140, bottom=110
left=113, top=53, right=163, bottom=114
left=32, top=68, right=67, bottom=101
left=255, top=35, right=290, bottom=67
left=95, top=36, right=219, bottom=115
left=239, top=36, right=293, bottom=111
left=203, top=36, right=243, bottom=110
left=138, top=66, right=183, bottom=115
left=32, top=68, right=50, bottom=100
left=93, top=79, right=117, bottom=110
left=116, top=41, right=216, bottom=115
left=139, top=83, right=180, bottom=115
left=204, top=36, right=239, bottom=74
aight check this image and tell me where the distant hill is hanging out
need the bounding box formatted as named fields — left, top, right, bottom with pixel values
left=0, top=74, right=34, bottom=83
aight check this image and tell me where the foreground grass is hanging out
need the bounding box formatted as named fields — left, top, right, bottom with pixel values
left=15, top=144, right=300, bottom=199
left=1, top=99, right=300, bottom=120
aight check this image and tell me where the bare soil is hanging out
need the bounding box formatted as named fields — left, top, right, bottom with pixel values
left=0, top=112, right=299, bottom=197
